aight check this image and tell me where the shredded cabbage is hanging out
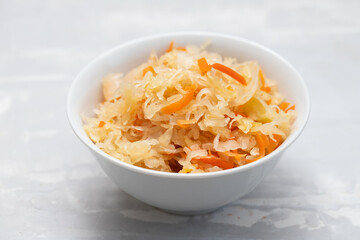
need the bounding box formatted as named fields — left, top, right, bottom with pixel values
left=83, top=42, right=296, bottom=173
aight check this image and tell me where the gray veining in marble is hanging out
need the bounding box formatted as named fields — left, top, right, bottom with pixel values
left=1, top=0, right=360, bottom=239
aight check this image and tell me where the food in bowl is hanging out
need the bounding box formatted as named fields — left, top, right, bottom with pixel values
left=83, top=41, right=296, bottom=173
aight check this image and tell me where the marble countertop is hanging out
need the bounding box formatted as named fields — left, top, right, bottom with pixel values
left=1, top=0, right=359, bottom=239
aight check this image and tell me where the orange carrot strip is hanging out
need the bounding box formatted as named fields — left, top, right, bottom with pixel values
left=161, top=85, right=196, bottom=114
left=193, top=156, right=235, bottom=170
left=197, top=58, right=212, bottom=75
left=236, top=105, right=245, bottom=112
left=259, top=69, right=271, bottom=92
left=259, top=69, right=271, bottom=93
left=279, top=102, right=291, bottom=112
left=266, top=99, right=272, bottom=105
left=212, top=63, right=247, bottom=86
left=179, top=168, right=192, bottom=173
left=254, top=132, right=266, bottom=160
left=259, top=69, right=266, bottom=87
left=176, top=47, right=186, bottom=51
left=286, top=105, right=295, bottom=112
left=229, top=131, right=234, bottom=139
left=109, top=96, right=121, bottom=103
left=262, top=134, right=270, bottom=154
left=223, top=151, right=246, bottom=161
left=262, top=86, right=271, bottom=93
left=256, top=132, right=266, bottom=157
left=226, top=86, right=234, bottom=91
left=98, top=121, right=106, bottom=128
left=245, top=158, right=257, bottom=163
left=166, top=41, right=174, bottom=52
left=142, top=66, right=157, bottom=76
left=268, top=134, right=283, bottom=153
left=234, top=105, right=249, bottom=117
left=164, top=152, right=178, bottom=156
left=177, top=119, right=197, bottom=128
left=273, top=134, right=283, bottom=143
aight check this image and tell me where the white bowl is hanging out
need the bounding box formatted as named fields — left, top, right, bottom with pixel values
left=67, top=32, right=310, bottom=215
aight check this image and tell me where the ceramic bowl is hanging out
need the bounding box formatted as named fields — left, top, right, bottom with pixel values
left=67, top=32, right=310, bottom=215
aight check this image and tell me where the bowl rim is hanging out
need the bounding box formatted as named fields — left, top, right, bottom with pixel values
left=67, top=31, right=310, bottom=179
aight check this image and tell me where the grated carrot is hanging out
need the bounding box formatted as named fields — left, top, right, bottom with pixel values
left=259, top=69, right=271, bottom=92
left=193, top=156, right=235, bottom=170
left=98, top=121, right=106, bottom=128
left=109, top=96, right=121, bottom=103
left=278, top=102, right=296, bottom=113
left=197, top=58, right=212, bottom=75
left=236, top=105, right=244, bottom=112
left=176, top=47, right=186, bottom=51
left=223, top=151, right=246, bottom=161
left=279, top=102, right=291, bottom=112
left=142, top=66, right=157, bottom=77
left=262, top=134, right=270, bottom=154
left=259, top=69, right=266, bottom=87
left=212, top=63, right=247, bottom=85
left=245, top=158, right=257, bottom=164
left=262, top=86, right=271, bottom=93
left=273, top=134, right=283, bottom=143
left=166, top=41, right=174, bottom=52
left=179, top=168, right=192, bottom=173
left=268, top=134, right=283, bottom=152
left=161, top=85, right=196, bottom=114
left=286, top=105, right=295, bottom=112
left=226, top=86, right=234, bottom=91
left=255, top=132, right=266, bottom=158
left=177, top=119, right=197, bottom=128
left=234, top=105, right=248, bottom=117
left=246, top=132, right=270, bottom=163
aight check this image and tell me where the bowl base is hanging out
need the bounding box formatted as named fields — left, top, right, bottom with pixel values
left=160, top=207, right=221, bottom=216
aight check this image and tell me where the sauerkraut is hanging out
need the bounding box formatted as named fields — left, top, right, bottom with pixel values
left=83, top=42, right=296, bottom=173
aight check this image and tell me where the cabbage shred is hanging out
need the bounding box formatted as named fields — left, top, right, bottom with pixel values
left=83, top=43, right=296, bottom=173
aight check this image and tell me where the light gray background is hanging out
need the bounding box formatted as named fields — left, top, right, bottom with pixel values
left=1, top=0, right=359, bottom=239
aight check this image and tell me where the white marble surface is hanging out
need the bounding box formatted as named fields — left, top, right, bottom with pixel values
left=1, top=0, right=360, bottom=239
